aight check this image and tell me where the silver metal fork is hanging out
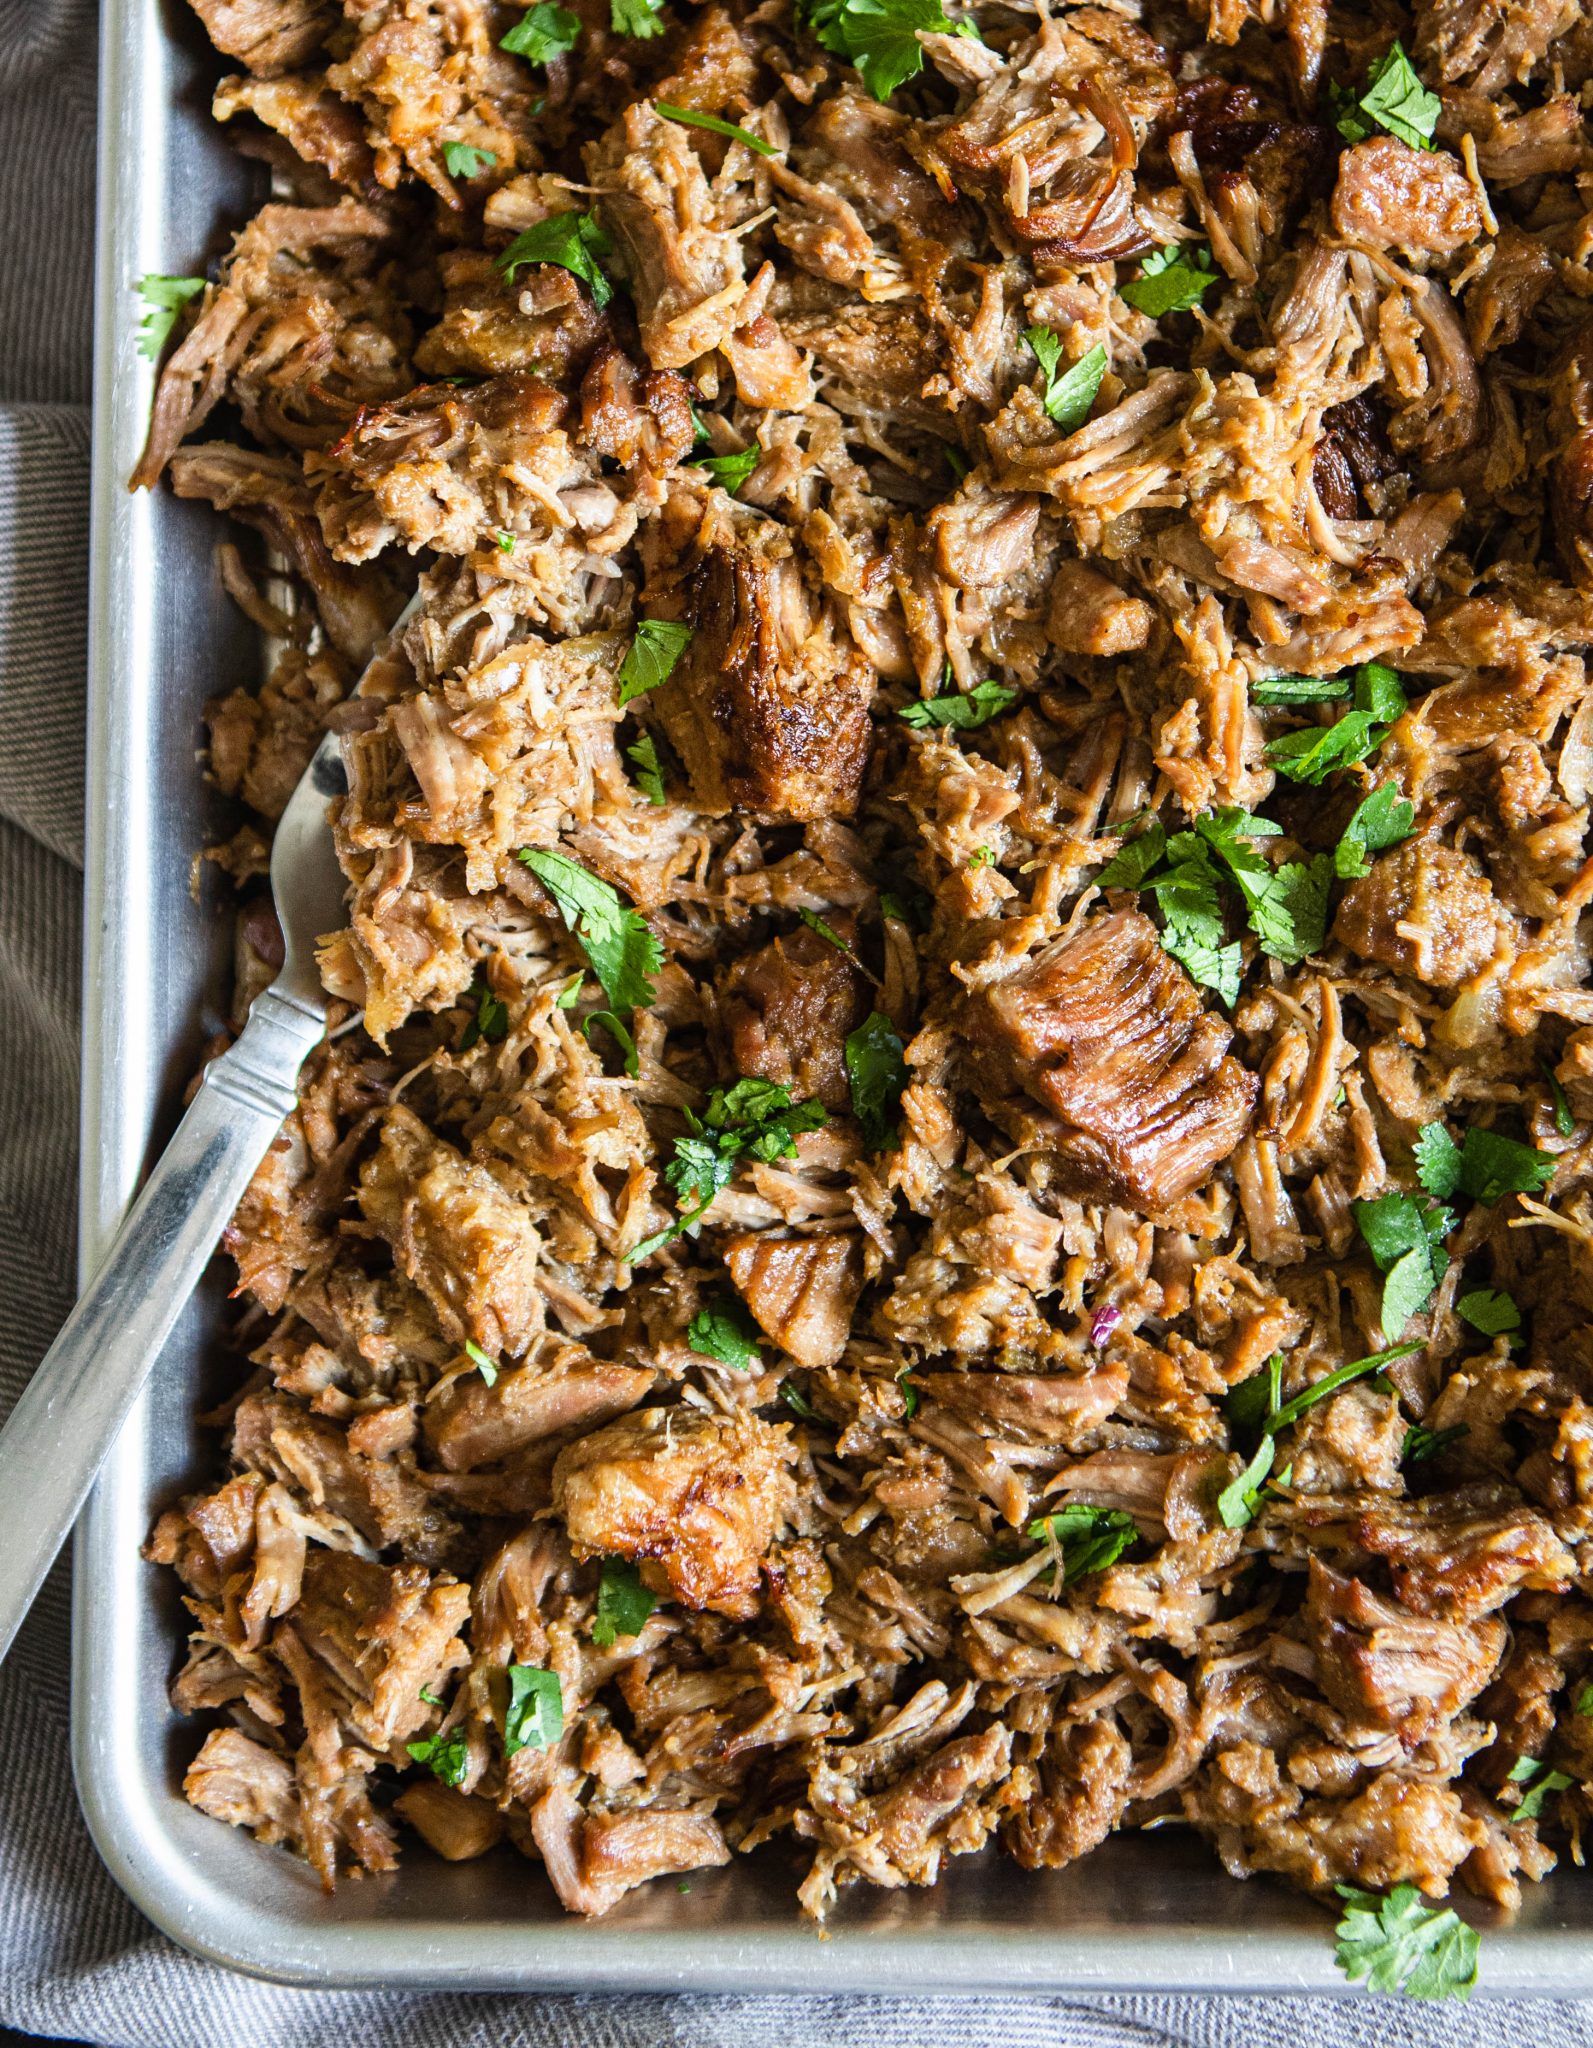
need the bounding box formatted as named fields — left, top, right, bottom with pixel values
left=0, top=727, right=349, bottom=1665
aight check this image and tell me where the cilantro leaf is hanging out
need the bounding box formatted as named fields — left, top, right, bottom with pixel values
left=943, top=443, right=969, bottom=481
left=632, top=1080, right=829, bottom=1258
left=1545, top=1061, right=1575, bottom=1138
left=1247, top=854, right=1332, bottom=966
left=1218, top=1434, right=1276, bottom=1530
left=1415, top=1123, right=1555, bottom=1204
left=1402, top=1420, right=1468, bottom=1463
left=1096, top=820, right=1168, bottom=890
left=497, top=210, right=614, bottom=308
left=897, top=1370, right=919, bottom=1418
left=898, top=677, right=1018, bottom=730
left=1251, top=675, right=1352, bottom=705
left=1505, top=1755, right=1573, bottom=1824
left=443, top=142, right=498, bottom=178
left=1335, top=783, right=1415, bottom=879
left=1224, top=1352, right=1284, bottom=1436
left=612, top=0, right=666, bottom=33
left=845, top=1010, right=909, bottom=1152
left=1023, top=329, right=1107, bottom=433
left=1333, top=1885, right=1479, bottom=2001
left=798, top=908, right=849, bottom=952
left=618, top=618, right=692, bottom=705
left=591, top=1558, right=656, bottom=1645
left=626, top=730, right=667, bottom=805
left=406, top=1723, right=469, bottom=1786
left=780, top=1381, right=820, bottom=1421
left=1162, top=927, right=1243, bottom=1007
left=460, top=975, right=509, bottom=1050
left=968, top=846, right=996, bottom=872
left=584, top=1008, right=639, bottom=1076
left=1577, top=1681, right=1593, bottom=1717
left=136, top=274, right=205, bottom=363
left=1354, top=660, right=1408, bottom=724
left=501, top=2, right=581, bottom=63
left=1266, top=1341, right=1422, bottom=1436
left=1457, top=1287, right=1521, bottom=1337
left=804, top=0, right=968, bottom=102
left=502, top=1664, right=563, bottom=1757
left=517, top=849, right=662, bottom=1016
left=1344, top=42, right=1442, bottom=152
left=1266, top=709, right=1380, bottom=784
left=1353, top=1192, right=1452, bottom=1338
left=656, top=100, right=778, bottom=158
left=687, top=1296, right=764, bottom=1370
left=464, top=1338, right=500, bottom=1387
left=1120, top=243, right=1216, bottom=318
left=691, top=444, right=761, bottom=493
left=1026, top=1503, right=1139, bottom=1582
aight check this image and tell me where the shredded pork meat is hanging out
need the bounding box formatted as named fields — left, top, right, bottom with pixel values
left=141, top=0, right=1593, bottom=1936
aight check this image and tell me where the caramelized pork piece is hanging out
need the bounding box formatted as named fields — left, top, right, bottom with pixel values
left=1352, top=1488, right=1575, bottom=1618
left=530, top=1778, right=730, bottom=1914
left=1005, top=1715, right=1134, bottom=1870
left=357, top=1106, right=542, bottom=1359
left=723, top=1232, right=866, bottom=1369
left=552, top=1406, right=796, bottom=1618
left=1044, top=560, right=1153, bottom=656
left=970, top=911, right=1257, bottom=1213
left=1311, top=395, right=1396, bottom=519
left=580, top=341, right=695, bottom=470
left=719, top=924, right=869, bottom=1110
left=423, top=1348, right=654, bottom=1472
left=184, top=1728, right=301, bottom=1846
left=650, top=521, right=874, bottom=821
left=1549, top=316, right=1593, bottom=586
left=1331, top=138, right=1485, bottom=259
left=918, top=1364, right=1128, bottom=1448
left=1302, top=1560, right=1506, bottom=1730
left=393, top=1780, right=505, bottom=1861
left=1334, top=838, right=1511, bottom=987
left=288, top=1548, right=471, bottom=1748
left=188, top=0, right=335, bottom=75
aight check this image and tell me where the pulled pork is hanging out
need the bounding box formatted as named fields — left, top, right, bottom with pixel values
left=144, top=0, right=1593, bottom=1935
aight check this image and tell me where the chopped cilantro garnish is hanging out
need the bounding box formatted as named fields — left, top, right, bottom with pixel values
left=630, top=1079, right=828, bottom=1259
left=1544, top=1061, right=1575, bottom=1138
left=443, top=142, right=498, bottom=178
left=1333, top=42, right=1441, bottom=152
left=406, top=1722, right=469, bottom=1786
left=897, top=1370, right=918, bottom=1418
left=626, top=730, right=667, bottom=805
left=460, top=975, right=509, bottom=1050
left=897, top=676, right=1018, bottom=730
left=655, top=100, right=778, bottom=158
left=780, top=1381, right=820, bottom=1421
left=1119, top=244, right=1216, bottom=318
left=1265, top=662, right=1407, bottom=785
left=1353, top=1191, right=1453, bottom=1339
left=612, top=0, right=667, bottom=34
left=1223, top=1342, right=1422, bottom=1525
left=618, top=618, right=692, bottom=705
left=1333, top=1884, right=1479, bottom=2001
left=845, top=1010, right=908, bottom=1153
left=464, top=1338, right=500, bottom=1387
left=1218, top=1434, right=1277, bottom=1530
left=1457, top=1287, right=1521, bottom=1337
left=798, top=908, right=849, bottom=952
left=501, top=2, right=581, bottom=63
left=591, top=1558, right=656, bottom=1645
left=691, top=443, right=761, bottom=493
left=803, top=0, right=975, bottom=103
left=1023, top=330, right=1107, bottom=433
left=1505, top=1754, right=1573, bottom=1823
left=517, top=848, right=662, bottom=1017
left=687, top=1296, right=764, bottom=1370
left=1251, top=675, right=1352, bottom=704
left=1402, top=1420, right=1468, bottom=1464
left=497, top=210, right=614, bottom=308
left=943, top=443, right=969, bottom=481
left=1577, top=1681, right=1593, bottom=1717
left=968, top=846, right=996, bottom=871
left=502, top=1664, right=563, bottom=1757
left=1335, top=783, right=1416, bottom=879
left=583, top=1008, right=639, bottom=1076
left=1415, top=1122, right=1556, bottom=1204
left=1026, top=1503, right=1139, bottom=1582
left=136, top=274, right=205, bottom=363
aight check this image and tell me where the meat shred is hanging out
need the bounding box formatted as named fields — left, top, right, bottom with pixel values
left=145, top=0, right=1593, bottom=1932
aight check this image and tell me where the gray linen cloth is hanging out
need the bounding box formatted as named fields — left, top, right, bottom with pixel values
left=1, top=3, right=1591, bottom=2042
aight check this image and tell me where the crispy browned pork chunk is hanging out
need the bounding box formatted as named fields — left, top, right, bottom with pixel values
left=146, top=0, right=1593, bottom=1938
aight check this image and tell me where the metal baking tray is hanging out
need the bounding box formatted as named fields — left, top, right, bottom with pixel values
left=71, top=0, right=1593, bottom=1994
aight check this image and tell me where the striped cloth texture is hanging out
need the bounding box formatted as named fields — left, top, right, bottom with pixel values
left=0, top=2, right=1590, bottom=2042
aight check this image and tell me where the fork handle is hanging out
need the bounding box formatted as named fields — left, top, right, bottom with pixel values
left=0, top=989, right=324, bottom=1665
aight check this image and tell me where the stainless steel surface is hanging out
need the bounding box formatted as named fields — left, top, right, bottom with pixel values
left=0, top=731, right=343, bottom=1666
left=70, top=0, right=1592, bottom=1997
